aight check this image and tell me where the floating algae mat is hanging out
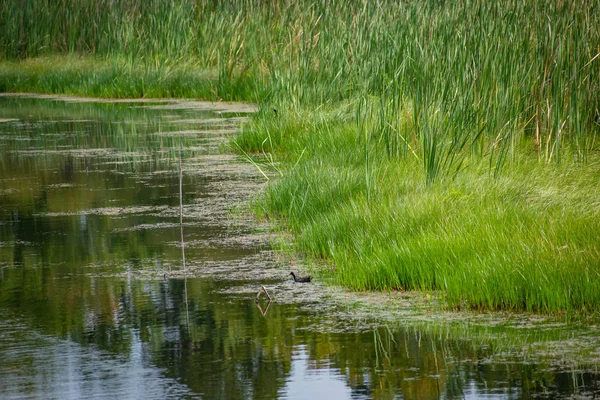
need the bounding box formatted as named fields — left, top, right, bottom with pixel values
left=1, top=95, right=600, bottom=399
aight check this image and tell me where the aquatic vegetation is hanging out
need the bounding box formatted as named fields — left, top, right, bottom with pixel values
left=1, top=0, right=599, bottom=313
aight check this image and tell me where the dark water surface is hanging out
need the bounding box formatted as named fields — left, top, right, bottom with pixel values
left=1, top=96, right=600, bottom=399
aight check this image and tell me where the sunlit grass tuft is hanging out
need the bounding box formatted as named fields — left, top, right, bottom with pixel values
left=242, top=109, right=600, bottom=314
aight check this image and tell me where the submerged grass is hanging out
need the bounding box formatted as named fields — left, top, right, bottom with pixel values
left=1, top=0, right=599, bottom=313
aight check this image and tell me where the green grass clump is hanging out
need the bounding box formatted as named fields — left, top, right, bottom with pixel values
left=1, top=0, right=600, bottom=313
left=241, top=108, right=600, bottom=314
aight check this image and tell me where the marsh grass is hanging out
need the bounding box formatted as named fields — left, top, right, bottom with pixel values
left=243, top=109, right=600, bottom=314
left=2, top=0, right=600, bottom=313
left=0, top=56, right=259, bottom=100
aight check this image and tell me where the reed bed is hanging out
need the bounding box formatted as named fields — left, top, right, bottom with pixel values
left=1, top=0, right=599, bottom=313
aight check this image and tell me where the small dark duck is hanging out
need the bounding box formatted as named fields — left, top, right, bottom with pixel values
left=289, top=272, right=311, bottom=283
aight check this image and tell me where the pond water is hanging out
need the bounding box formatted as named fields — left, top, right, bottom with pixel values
left=1, top=95, right=600, bottom=399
